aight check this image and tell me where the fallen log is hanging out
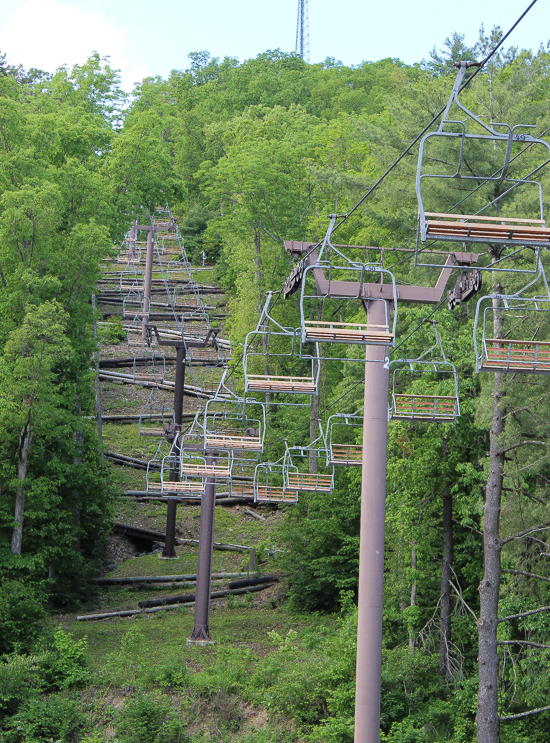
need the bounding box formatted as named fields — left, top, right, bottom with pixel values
left=92, top=572, right=243, bottom=586
left=243, top=507, right=266, bottom=521
left=138, top=582, right=277, bottom=609
left=228, top=575, right=279, bottom=590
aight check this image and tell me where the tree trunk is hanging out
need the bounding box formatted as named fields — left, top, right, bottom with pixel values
left=10, top=426, right=33, bottom=555
left=309, top=393, right=319, bottom=474
left=477, top=284, right=504, bottom=743
left=439, top=487, right=453, bottom=680
left=409, top=537, right=417, bottom=654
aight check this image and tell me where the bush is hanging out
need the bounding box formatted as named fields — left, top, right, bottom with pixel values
left=116, top=692, right=186, bottom=743
left=37, top=628, right=90, bottom=690
left=0, top=581, right=46, bottom=655
left=2, top=694, right=86, bottom=743
left=0, top=654, right=40, bottom=717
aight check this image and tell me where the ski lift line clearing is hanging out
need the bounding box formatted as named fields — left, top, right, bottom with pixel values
left=416, top=62, right=550, bottom=252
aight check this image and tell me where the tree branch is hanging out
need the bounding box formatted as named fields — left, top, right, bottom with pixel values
left=502, top=521, right=550, bottom=545
left=499, top=441, right=547, bottom=455
left=449, top=579, right=478, bottom=622
left=502, top=568, right=550, bottom=584
left=499, top=705, right=550, bottom=721
left=498, top=605, right=550, bottom=623
left=498, top=640, right=550, bottom=649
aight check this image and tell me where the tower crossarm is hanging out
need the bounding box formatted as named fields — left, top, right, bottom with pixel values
left=283, top=241, right=479, bottom=305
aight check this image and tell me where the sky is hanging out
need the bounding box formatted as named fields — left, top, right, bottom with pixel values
left=0, top=0, right=548, bottom=92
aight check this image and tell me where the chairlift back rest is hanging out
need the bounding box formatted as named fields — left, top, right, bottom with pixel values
left=255, top=486, right=298, bottom=503
left=303, top=321, right=393, bottom=344
left=424, top=213, right=550, bottom=245
left=392, top=394, right=458, bottom=418
left=482, top=339, right=550, bottom=371
left=286, top=473, right=333, bottom=492
left=330, top=445, right=362, bottom=466
left=247, top=374, right=316, bottom=393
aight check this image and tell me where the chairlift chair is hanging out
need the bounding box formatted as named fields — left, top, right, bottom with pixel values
left=416, top=62, right=550, bottom=253
left=283, top=440, right=334, bottom=493
left=326, top=413, right=363, bottom=466
left=254, top=462, right=299, bottom=504
left=388, top=321, right=460, bottom=422
left=243, top=327, right=320, bottom=396
left=202, top=397, right=266, bottom=453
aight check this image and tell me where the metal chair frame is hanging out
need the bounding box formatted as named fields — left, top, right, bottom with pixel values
left=415, top=62, right=550, bottom=269
left=389, top=321, right=460, bottom=422
left=326, top=413, right=363, bottom=467
left=473, top=256, right=550, bottom=374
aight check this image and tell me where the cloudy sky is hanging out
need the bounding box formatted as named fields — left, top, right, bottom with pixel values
left=0, top=0, right=547, bottom=92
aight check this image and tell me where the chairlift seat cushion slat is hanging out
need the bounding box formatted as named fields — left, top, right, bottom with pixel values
left=392, top=393, right=458, bottom=420
left=330, top=445, right=362, bottom=466
left=247, top=374, right=316, bottom=393
left=286, top=474, right=333, bottom=492
left=255, top=486, right=298, bottom=503
left=303, top=321, right=393, bottom=345
left=424, top=214, right=550, bottom=245
left=161, top=481, right=204, bottom=494
left=482, top=339, right=550, bottom=372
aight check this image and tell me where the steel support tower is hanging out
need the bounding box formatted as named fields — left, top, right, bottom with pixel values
left=295, top=0, right=309, bottom=63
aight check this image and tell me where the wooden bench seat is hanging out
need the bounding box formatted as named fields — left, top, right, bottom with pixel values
left=255, top=486, right=298, bottom=503
left=160, top=481, right=204, bottom=494
left=286, top=473, right=333, bottom=492
left=392, top=394, right=458, bottom=420
left=482, top=339, right=550, bottom=373
left=303, top=321, right=394, bottom=345
left=205, top=435, right=262, bottom=451
left=180, top=464, right=231, bottom=477
left=424, top=213, right=550, bottom=246
left=330, top=445, right=362, bottom=466
left=246, top=374, right=316, bottom=394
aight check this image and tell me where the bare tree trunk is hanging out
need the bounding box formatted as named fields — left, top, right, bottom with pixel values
left=409, top=537, right=417, bottom=654
left=254, top=229, right=271, bottom=407
left=91, top=293, right=103, bottom=445
left=439, top=487, right=453, bottom=680
left=10, top=426, right=33, bottom=555
left=477, top=282, right=504, bottom=743
left=309, top=393, right=319, bottom=474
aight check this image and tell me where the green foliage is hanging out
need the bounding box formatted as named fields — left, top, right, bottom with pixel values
left=0, top=654, right=40, bottom=717
left=0, top=581, right=46, bottom=655
left=116, top=692, right=186, bottom=743
left=37, top=628, right=89, bottom=690
left=2, top=693, right=87, bottom=743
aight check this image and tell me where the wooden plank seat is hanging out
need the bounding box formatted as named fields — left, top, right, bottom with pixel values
left=246, top=374, right=316, bottom=394
left=160, top=481, right=204, bottom=494
left=330, top=445, right=362, bottom=466
left=180, top=464, right=231, bottom=477
left=286, top=473, right=333, bottom=492
left=392, top=394, right=457, bottom=420
left=303, top=321, right=393, bottom=345
left=482, top=339, right=550, bottom=373
left=424, top=213, right=550, bottom=246
left=205, top=434, right=262, bottom=451
left=255, top=486, right=298, bottom=503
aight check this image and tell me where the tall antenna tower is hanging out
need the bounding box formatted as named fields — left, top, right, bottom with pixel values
left=295, top=0, right=310, bottom=63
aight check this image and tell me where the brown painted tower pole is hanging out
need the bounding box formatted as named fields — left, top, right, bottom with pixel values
left=142, top=228, right=153, bottom=341
left=187, top=453, right=216, bottom=645
left=354, top=299, right=390, bottom=743
left=163, top=344, right=187, bottom=559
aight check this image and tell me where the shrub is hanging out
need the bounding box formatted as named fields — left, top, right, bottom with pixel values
left=2, top=694, right=86, bottom=743
left=38, top=628, right=90, bottom=690
left=0, top=654, right=40, bottom=717
left=0, top=581, right=47, bottom=655
left=116, top=692, right=186, bottom=743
